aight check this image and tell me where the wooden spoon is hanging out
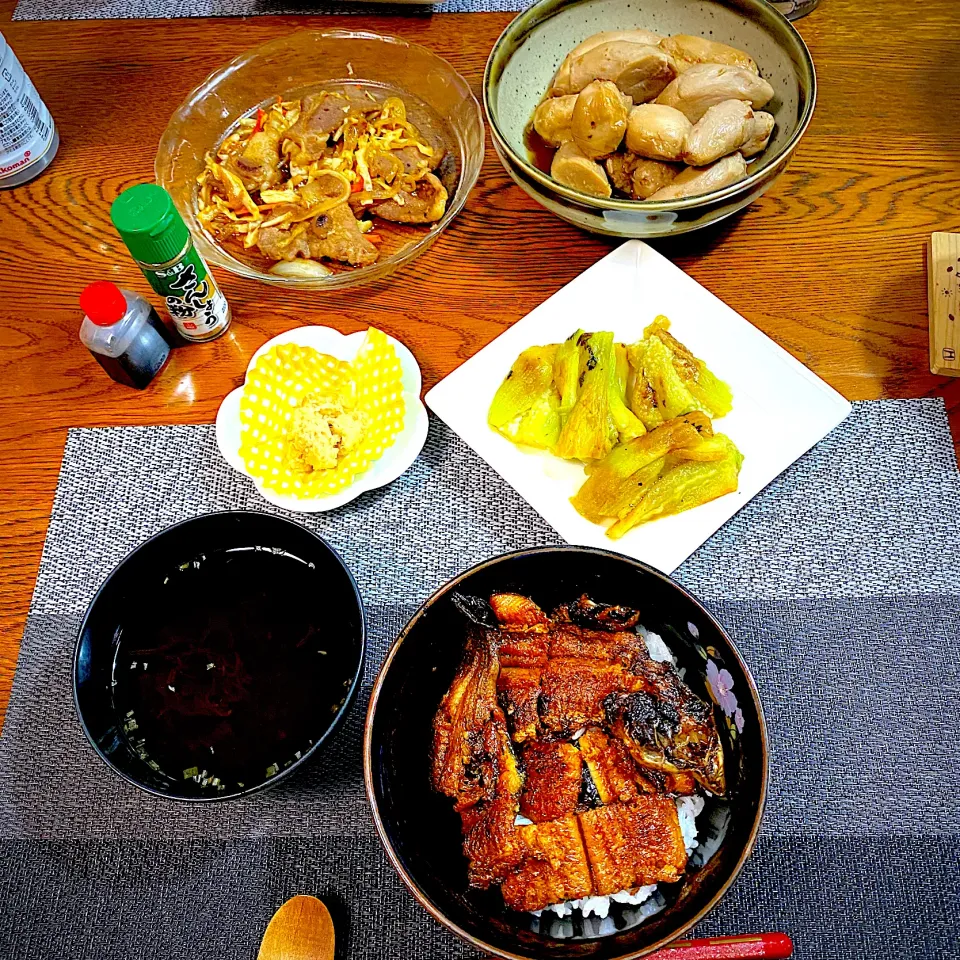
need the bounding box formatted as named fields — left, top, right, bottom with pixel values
left=257, top=895, right=335, bottom=960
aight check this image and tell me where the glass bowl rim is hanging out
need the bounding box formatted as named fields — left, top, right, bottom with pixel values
left=155, top=28, right=485, bottom=290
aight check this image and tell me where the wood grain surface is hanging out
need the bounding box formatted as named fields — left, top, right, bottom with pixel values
left=1, top=0, right=958, bottom=728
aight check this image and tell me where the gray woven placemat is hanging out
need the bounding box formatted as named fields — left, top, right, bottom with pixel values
left=12, top=0, right=524, bottom=21
left=0, top=400, right=958, bottom=959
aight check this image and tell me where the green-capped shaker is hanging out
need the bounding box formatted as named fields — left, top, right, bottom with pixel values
left=111, top=184, right=231, bottom=343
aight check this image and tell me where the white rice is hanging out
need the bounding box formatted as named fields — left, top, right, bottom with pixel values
left=640, top=627, right=677, bottom=666
left=527, top=628, right=703, bottom=921
left=676, top=794, right=705, bottom=854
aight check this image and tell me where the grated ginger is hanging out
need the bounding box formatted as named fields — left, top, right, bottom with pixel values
left=286, top=393, right=368, bottom=472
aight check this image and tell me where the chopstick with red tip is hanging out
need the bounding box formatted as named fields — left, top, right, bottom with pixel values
left=649, top=933, right=794, bottom=959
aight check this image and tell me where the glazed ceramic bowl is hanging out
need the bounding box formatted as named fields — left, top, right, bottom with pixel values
left=364, top=546, right=767, bottom=959
left=484, top=0, right=816, bottom=237
left=157, top=30, right=484, bottom=290
left=75, top=512, right=365, bottom=801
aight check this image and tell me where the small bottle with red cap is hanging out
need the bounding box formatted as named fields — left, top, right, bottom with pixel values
left=79, top=281, right=176, bottom=389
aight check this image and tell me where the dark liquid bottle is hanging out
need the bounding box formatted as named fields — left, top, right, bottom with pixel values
left=79, top=281, right=177, bottom=390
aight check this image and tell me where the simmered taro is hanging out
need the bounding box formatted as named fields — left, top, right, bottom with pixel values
left=527, top=28, right=777, bottom=202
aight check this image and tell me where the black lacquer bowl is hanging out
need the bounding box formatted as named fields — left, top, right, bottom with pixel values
left=75, top=511, right=365, bottom=801
left=364, top=546, right=766, bottom=959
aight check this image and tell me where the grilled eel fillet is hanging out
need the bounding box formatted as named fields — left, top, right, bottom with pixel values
left=519, top=740, right=583, bottom=823
left=432, top=593, right=719, bottom=909
left=579, top=726, right=698, bottom=802
left=498, top=797, right=688, bottom=911
left=497, top=666, right=542, bottom=742
left=501, top=815, right=593, bottom=912
left=492, top=594, right=725, bottom=796
left=431, top=628, right=526, bottom=887
left=578, top=796, right=688, bottom=896
left=603, top=656, right=725, bottom=796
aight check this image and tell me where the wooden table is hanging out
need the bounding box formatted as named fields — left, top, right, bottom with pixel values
left=1, top=0, right=958, bottom=727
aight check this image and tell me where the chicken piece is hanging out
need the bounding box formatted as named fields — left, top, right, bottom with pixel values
left=490, top=593, right=552, bottom=629
left=656, top=63, right=774, bottom=123
left=606, top=656, right=726, bottom=795
left=682, top=99, right=757, bottom=166
left=741, top=110, right=775, bottom=158
left=566, top=42, right=679, bottom=103
left=501, top=815, right=593, bottom=912
left=307, top=203, right=378, bottom=267
left=519, top=740, right=583, bottom=822
left=550, top=141, right=612, bottom=198
left=550, top=30, right=664, bottom=96
left=370, top=172, right=448, bottom=224
left=552, top=41, right=677, bottom=102
left=539, top=659, right=624, bottom=733
left=646, top=153, right=747, bottom=201
left=579, top=797, right=687, bottom=894
left=497, top=666, right=542, bottom=742
left=624, top=103, right=692, bottom=161
left=571, top=80, right=630, bottom=158
left=659, top=35, right=759, bottom=75
left=533, top=94, right=578, bottom=147
left=606, top=154, right=680, bottom=200
left=578, top=726, right=652, bottom=804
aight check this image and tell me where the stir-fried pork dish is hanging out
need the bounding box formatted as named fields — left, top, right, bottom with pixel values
left=198, top=88, right=450, bottom=276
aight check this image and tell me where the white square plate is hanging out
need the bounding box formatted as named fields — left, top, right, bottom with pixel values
left=425, top=240, right=851, bottom=573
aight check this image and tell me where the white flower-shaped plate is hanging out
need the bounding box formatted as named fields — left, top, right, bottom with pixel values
left=216, top=325, right=428, bottom=512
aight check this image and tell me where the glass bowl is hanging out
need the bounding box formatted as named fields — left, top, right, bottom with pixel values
left=484, top=0, right=816, bottom=239
left=156, top=30, right=484, bottom=290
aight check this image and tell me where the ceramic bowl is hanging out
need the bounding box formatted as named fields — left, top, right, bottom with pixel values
left=484, top=0, right=816, bottom=238
left=75, top=512, right=365, bottom=801
left=216, top=325, right=429, bottom=513
left=156, top=29, right=484, bottom=290
left=364, top=546, right=768, bottom=959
